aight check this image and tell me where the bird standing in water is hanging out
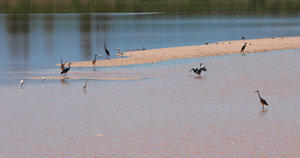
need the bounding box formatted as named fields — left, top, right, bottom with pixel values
left=20, top=79, right=25, bottom=88
left=83, top=80, right=88, bottom=90
left=104, top=42, right=110, bottom=60
left=241, top=42, right=247, bottom=53
left=61, top=58, right=65, bottom=71
left=61, top=63, right=71, bottom=79
left=255, top=90, right=268, bottom=109
left=189, top=63, right=207, bottom=75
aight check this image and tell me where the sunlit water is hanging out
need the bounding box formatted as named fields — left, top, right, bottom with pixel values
left=1, top=49, right=300, bottom=157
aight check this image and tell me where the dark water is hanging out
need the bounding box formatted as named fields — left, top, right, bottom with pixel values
left=1, top=12, right=300, bottom=84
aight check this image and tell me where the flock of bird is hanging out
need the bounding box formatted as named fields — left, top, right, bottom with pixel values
left=19, top=40, right=268, bottom=109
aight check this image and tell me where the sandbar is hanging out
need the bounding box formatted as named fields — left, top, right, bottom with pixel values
left=58, top=37, right=300, bottom=67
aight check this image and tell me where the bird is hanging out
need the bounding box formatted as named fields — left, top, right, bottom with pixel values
left=189, top=63, right=207, bottom=75
left=92, top=54, right=99, bottom=68
left=42, top=75, right=46, bottom=82
left=61, top=58, right=64, bottom=71
left=20, top=79, right=25, bottom=88
left=255, top=90, right=268, bottom=109
left=116, top=48, right=124, bottom=57
left=61, top=63, right=71, bottom=79
left=104, top=42, right=110, bottom=60
left=241, top=42, right=247, bottom=53
left=143, top=46, right=146, bottom=50
left=242, top=36, right=245, bottom=39
left=83, top=80, right=88, bottom=90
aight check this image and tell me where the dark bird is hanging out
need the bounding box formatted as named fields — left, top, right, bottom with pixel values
left=241, top=42, right=247, bottom=53
left=242, top=36, right=245, bottom=39
left=61, top=63, right=71, bottom=79
left=189, top=63, right=207, bottom=75
left=143, top=46, right=146, bottom=50
left=20, top=79, right=25, bottom=88
left=83, top=80, right=88, bottom=90
left=104, top=42, right=110, bottom=60
left=255, top=90, right=268, bottom=109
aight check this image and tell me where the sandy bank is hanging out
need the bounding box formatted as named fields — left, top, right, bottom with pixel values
left=59, top=37, right=300, bottom=67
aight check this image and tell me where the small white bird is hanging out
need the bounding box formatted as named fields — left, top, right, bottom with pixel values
left=20, top=79, right=25, bottom=88
left=42, top=75, right=46, bottom=81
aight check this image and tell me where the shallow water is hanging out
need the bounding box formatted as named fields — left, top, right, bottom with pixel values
left=1, top=49, right=300, bottom=157
left=1, top=13, right=300, bottom=84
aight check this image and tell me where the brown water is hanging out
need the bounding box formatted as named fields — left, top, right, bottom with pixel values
left=1, top=50, right=300, bottom=157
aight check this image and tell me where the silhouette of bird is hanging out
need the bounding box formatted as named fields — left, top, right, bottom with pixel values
left=255, top=90, right=268, bottom=109
left=83, top=80, right=88, bottom=90
left=61, top=63, right=71, bottom=78
left=92, top=54, right=99, bottom=68
left=104, top=42, right=110, bottom=60
left=189, top=63, right=207, bottom=75
left=242, top=36, right=245, bottom=39
left=241, top=42, right=247, bottom=53
left=20, top=79, right=25, bottom=88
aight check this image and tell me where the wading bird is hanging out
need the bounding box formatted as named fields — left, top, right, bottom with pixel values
left=189, top=63, right=207, bottom=75
left=241, top=42, right=247, bottom=53
left=61, top=58, right=65, bottom=71
left=104, top=42, right=110, bottom=60
left=255, top=90, right=268, bottom=109
left=116, top=48, right=124, bottom=57
left=83, top=80, right=88, bottom=90
left=20, top=79, right=25, bottom=88
left=92, top=54, right=99, bottom=68
left=42, top=75, right=46, bottom=82
left=61, top=63, right=71, bottom=79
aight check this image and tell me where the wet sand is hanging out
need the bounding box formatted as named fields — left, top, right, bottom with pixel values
left=63, top=37, right=300, bottom=67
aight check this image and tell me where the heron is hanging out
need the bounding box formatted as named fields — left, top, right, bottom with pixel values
left=104, top=42, right=110, bottom=60
left=92, top=54, right=99, bottom=68
left=83, top=80, right=88, bottom=90
left=61, top=58, right=65, bottom=71
left=255, top=90, right=268, bottom=109
left=189, top=63, right=207, bottom=75
left=20, top=79, right=25, bottom=88
left=61, top=63, right=71, bottom=79
left=241, top=42, right=247, bottom=53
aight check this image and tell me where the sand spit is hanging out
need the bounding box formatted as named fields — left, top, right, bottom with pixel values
left=58, top=37, right=300, bottom=67
left=28, top=76, right=142, bottom=80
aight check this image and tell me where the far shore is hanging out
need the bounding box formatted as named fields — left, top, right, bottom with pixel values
left=57, top=37, right=300, bottom=67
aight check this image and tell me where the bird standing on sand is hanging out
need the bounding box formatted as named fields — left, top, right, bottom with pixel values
left=83, top=80, right=88, bottom=90
left=241, top=42, right=247, bottom=53
left=20, top=79, right=25, bottom=88
left=255, top=90, right=268, bottom=109
left=189, top=63, right=207, bottom=75
left=61, top=63, right=71, bottom=79
left=104, top=42, right=110, bottom=60
left=92, top=54, right=99, bottom=68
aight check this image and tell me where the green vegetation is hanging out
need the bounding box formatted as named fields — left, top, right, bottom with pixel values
left=1, top=0, right=300, bottom=15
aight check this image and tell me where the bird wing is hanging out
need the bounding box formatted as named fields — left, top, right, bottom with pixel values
left=262, top=98, right=268, bottom=105
left=201, top=66, right=207, bottom=71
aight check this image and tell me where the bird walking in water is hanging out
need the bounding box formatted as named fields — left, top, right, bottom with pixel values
left=189, top=63, right=207, bottom=75
left=241, top=42, right=247, bottom=54
left=61, top=58, right=66, bottom=71
left=104, top=42, right=110, bottom=60
left=61, top=63, right=71, bottom=79
left=20, top=79, right=25, bottom=88
left=255, top=90, right=268, bottom=109
left=42, top=74, right=46, bottom=83
left=83, top=80, right=88, bottom=90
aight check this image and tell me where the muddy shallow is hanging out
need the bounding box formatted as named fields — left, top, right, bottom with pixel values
left=1, top=49, right=300, bottom=157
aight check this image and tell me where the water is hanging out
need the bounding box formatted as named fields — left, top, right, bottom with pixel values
left=1, top=49, right=300, bottom=157
left=1, top=6, right=300, bottom=157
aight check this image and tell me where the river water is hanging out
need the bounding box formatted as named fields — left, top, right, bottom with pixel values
left=0, top=10, right=300, bottom=157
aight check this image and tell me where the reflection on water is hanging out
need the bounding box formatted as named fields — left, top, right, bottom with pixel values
left=1, top=49, right=300, bottom=157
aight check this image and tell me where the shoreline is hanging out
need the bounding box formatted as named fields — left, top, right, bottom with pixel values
left=59, top=37, right=300, bottom=67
